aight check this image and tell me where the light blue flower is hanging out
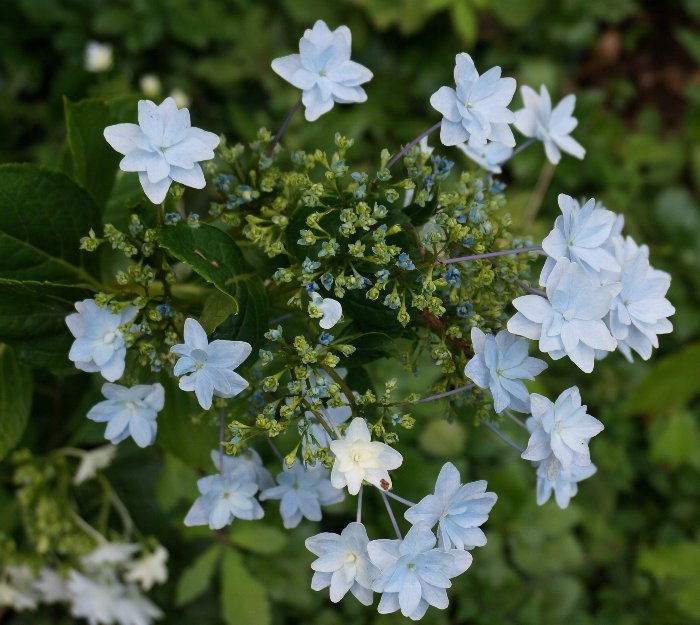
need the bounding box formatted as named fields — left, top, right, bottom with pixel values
left=375, top=269, right=390, bottom=284
left=464, top=328, right=547, bottom=413
left=271, top=20, right=373, bottom=122
left=183, top=467, right=264, bottom=530
left=302, top=404, right=352, bottom=458
left=305, top=522, right=378, bottom=606
left=430, top=53, right=516, bottom=148
left=456, top=140, right=513, bottom=174
left=536, top=459, right=597, bottom=509
left=521, top=386, right=603, bottom=472
left=209, top=448, right=274, bottom=491
left=66, top=299, right=138, bottom=382
left=396, top=252, right=415, bottom=271
left=508, top=258, right=620, bottom=372
left=443, top=266, right=461, bottom=287
left=103, top=97, right=220, bottom=204
left=309, top=292, right=343, bottom=329
left=170, top=318, right=252, bottom=410
left=320, top=272, right=334, bottom=290
left=368, top=524, right=472, bottom=621
left=404, top=462, right=497, bottom=551
left=318, top=331, right=334, bottom=346
left=540, top=194, right=621, bottom=284
left=302, top=257, right=321, bottom=273
left=259, top=462, right=343, bottom=529
left=87, top=383, right=164, bottom=448
left=456, top=303, right=472, bottom=318
left=514, top=85, right=585, bottom=165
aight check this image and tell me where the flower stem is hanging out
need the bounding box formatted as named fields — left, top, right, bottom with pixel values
left=507, top=138, right=535, bottom=160
left=506, top=410, right=528, bottom=430
left=266, top=437, right=285, bottom=464
left=380, top=491, right=402, bottom=539
left=218, top=407, right=225, bottom=473
left=383, top=490, right=416, bottom=507
left=483, top=422, right=524, bottom=453
left=266, top=97, right=303, bottom=156
left=357, top=486, right=363, bottom=524
left=386, top=121, right=441, bottom=169
left=439, top=246, right=544, bottom=265
left=320, top=364, right=357, bottom=413
left=399, top=383, right=473, bottom=406
left=515, top=279, right=546, bottom=297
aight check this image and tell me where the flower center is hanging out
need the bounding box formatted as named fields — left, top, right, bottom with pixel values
left=191, top=349, right=209, bottom=365
left=406, top=562, right=416, bottom=570
left=345, top=552, right=357, bottom=564
left=103, top=331, right=117, bottom=344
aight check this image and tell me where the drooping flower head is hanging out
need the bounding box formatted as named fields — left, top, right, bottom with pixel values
left=66, top=299, right=138, bottom=382
left=104, top=97, right=220, bottom=203
left=508, top=258, right=620, bottom=372
left=272, top=20, right=373, bottom=122
left=368, top=524, right=472, bottom=621
left=430, top=53, right=516, bottom=148
left=330, top=418, right=403, bottom=495
left=404, top=462, right=497, bottom=551
left=514, top=85, right=585, bottom=164
left=170, top=318, right=251, bottom=410
left=456, top=141, right=513, bottom=174
left=521, top=386, right=603, bottom=472
left=536, top=460, right=597, bottom=509
left=305, top=522, right=378, bottom=606
left=87, top=383, right=165, bottom=448
left=465, top=328, right=547, bottom=413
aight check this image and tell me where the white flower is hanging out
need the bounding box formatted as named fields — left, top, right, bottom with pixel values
left=87, top=383, right=165, bottom=448
left=430, top=53, right=516, bottom=148
left=125, top=547, right=169, bottom=591
left=82, top=543, right=139, bottom=567
left=507, top=258, right=620, bottom=372
left=67, top=570, right=122, bottom=625
left=66, top=299, right=138, bottom=382
left=605, top=236, right=674, bottom=361
left=103, top=97, right=219, bottom=204
left=309, top=292, right=343, bottom=329
left=170, top=318, right=251, bottom=410
left=139, top=75, right=162, bottom=98
left=210, top=448, right=274, bottom=490
left=522, top=387, right=603, bottom=472
left=536, top=460, right=597, bottom=509
left=271, top=20, right=373, bottom=122
left=260, top=462, right=343, bottom=529
left=74, top=445, right=118, bottom=485
left=404, top=463, right=497, bottom=551
left=114, top=585, right=163, bottom=625
left=514, top=85, right=585, bottom=164
left=368, top=524, right=472, bottom=621
left=184, top=468, right=263, bottom=530
left=465, top=328, right=547, bottom=413
left=33, top=568, right=70, bottom=603
left=540, top=194, right=621, bottom=284
left=0, top=566, right=39, bottom=611
left=305, top=522, right=378, bottom=605
left=456, top=141, right=513, bottom=174
left=302, top=404, right=352, bottom=459
left=329, top=418, right=403, bottom=495
left=85, top=41, right=113, bottom=73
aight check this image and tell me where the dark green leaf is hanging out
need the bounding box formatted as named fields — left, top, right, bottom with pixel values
left=200, top=290, right=239, bottom=334
left=336, top=326, right=394, bottom=365
left=221, top=548, right=271, bottom=625
left=0, top=344, right=32, bottom=460
left=229, top=522, right=287, bottom=555
left=175, top=545, right=222, bottom=607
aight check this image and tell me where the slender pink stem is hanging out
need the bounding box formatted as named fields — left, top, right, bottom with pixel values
left=266, top=97, right=303, bottom=156
left=440, top=246, right=544, bottom=265
left=386, top=121, right=441, bottom=169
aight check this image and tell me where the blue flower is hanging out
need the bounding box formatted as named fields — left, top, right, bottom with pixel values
left=320, top=272, right=334, bottom=290
left=305, top=522, right=378, bottom=605
left=464, top=328, right=547, bottom=413
left=260, top=462, right=343, bottom=529
left=404, top=463, right=497, bottom=550
left=368, top=524, right=472, bottom=621
left=535, top=460, right=596, bottom=509
left=443, top=266, right=461, bottom=288
left=302, top=257, right=321, bottom=273
left=318, top=332, right=334, bottom=346
left=375, top=269, right=390, bottom=284
left=396, top=253, right=416, bottom=271
left=456, top=303, right=472, bottom=318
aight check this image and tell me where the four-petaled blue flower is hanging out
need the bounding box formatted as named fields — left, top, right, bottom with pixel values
left=396, top=253, right=415, bottom=271
left=404, top=462, right=497, bottom=551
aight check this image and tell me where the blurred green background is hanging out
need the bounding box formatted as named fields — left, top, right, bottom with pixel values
left=2, top=0, right=700, bottom=623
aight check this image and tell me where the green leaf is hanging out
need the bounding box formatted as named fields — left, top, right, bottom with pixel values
left=649, top=410, right=700, bottom=469
left=451, top=1, right=476, bottom=44
left=200, top=290, right=239, bottom=334
left=335, top=327, right=394, bottom=365
left=626, top=343, right=700, bottom=414
left=221, top=548, right=271, bottom=625
left=63, top=97, right=121, bottom=209
left=229, top=522, right=287, bottom=555
left=0, top=164, right=101, bottom=285
left=175, top=545, right=222, bottom=607
left=155, top=375, right=219, bottom=470
left=0, top=344, right=33, bottom=461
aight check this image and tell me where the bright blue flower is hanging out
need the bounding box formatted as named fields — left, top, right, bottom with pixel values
left=319, top=332, right=334, bottom=345
left=164, top=212, right=181, bottom=225
left=404, top=462, right=497, bottom=550
left=443, top=266, right=461, bottom=287
left=396, top=253, right=415, bottom=271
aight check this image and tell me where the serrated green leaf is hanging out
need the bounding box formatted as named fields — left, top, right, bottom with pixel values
left=221, top=548, right=270, bottom=625
left=175, top=545, right=222, bottom=607
left=0, top=344, right=33, bottom=460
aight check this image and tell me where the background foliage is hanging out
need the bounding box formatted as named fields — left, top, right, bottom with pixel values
left=1, top=0, right=700, bottom=623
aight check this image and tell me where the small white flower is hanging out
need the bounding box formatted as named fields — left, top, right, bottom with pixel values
left=305, top=522, right=378, bottom=605
left=536, top=460, right=597, bottom=509
left=260, top=462, right=344, bottom=529
left=309, top=292, right=343, bottom=329
left=139, top=74, right=162, bottom=98
left=67, top=570, right=122, bottom=625
left=125, top=547, right=169, bottom=591
left=81, top=543, right=139, bottom=567
left=104, top=97, right=219, bottom=204
left=85, top=41, right=113, bottom=73
left=88, top=383, right=164, bottom=448
left=74, top=445, right=118, bottom=485
left=514, top=85, right=585, bottom=164
left=0, top=566, right=39, bottom=611
left=33, top=568, right=70, bottom=604
left=465, top=328, right=547, bottom=413
left=456, top=141, right=513, bottom=174
left=507, top=258, right=620, bottom=372
left=430, top=53, right=516, bottom=148
left=66, top=300, right=138, bottom=382
left=330, top=418, right=403, bottom=495
left=522, top=387, right=603, bottom=472
left=540, top=194, right=621, bottom=284
left=170, top=318, right=251, bottom=410
left=272, top=20, right=373, bottom=122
